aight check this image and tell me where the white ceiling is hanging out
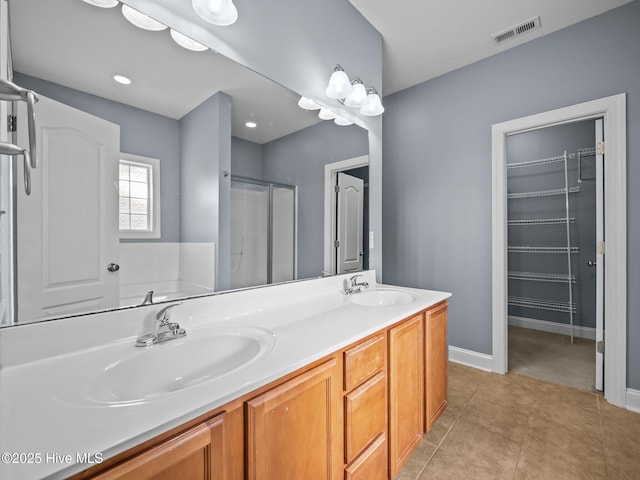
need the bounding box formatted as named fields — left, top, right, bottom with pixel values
left=349, top=0, right=633, bottom=95
left=10, top=0, right=633, bottom=144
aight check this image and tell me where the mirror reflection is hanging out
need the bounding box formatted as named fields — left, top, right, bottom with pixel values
left=1, top=0, right=369, bottom=326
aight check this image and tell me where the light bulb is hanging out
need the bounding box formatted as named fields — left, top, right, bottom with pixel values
left=360, top=89, right=385, bottom=116
left=325, top=65, right=352, bottom=99
left=121, top=5, right=167, bottom=31
left=298, top=96, right=321, bottom=110
left=344, top=79, right=368, bottom=108
left=192, top=0, right=238, bottom=26
left=82, top=0, right=118, bottom=8
left=170, top=29, right=208, bottom=51
left=319, top=108, right=337, bottom=120
left=334, top=116, right=353, bottom=126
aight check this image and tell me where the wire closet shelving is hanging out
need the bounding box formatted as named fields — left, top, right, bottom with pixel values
left=506, top=148, right=594, bottom=343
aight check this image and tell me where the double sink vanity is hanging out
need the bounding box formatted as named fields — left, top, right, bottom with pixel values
left=0, top=271, right=451, bottom=479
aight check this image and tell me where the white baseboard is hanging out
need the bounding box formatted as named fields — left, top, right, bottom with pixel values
left=508, top=315, right=596, bottom=340
left=448, top=346, right=493, bottom=372
left=626, top=389, right=640, bottom=413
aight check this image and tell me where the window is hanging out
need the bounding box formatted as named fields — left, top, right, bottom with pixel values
left=119, top=153, right=161, bottom=239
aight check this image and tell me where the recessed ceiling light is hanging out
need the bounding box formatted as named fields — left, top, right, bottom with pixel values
left=82, top=0, right=119, bottom=7
left=113, top=74, right=132, bottom=85
left=170, top=29, right=208, bottom=52
left=121, top=5, right=167, bottom=31
left=245, top=121, right=257, bottom=128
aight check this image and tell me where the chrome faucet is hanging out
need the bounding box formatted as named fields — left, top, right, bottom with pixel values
left=141, top=290, right=154, bottom=305
left=343, top=274, right=370, bottom=295
left=135, top=303, right=186, bottom=347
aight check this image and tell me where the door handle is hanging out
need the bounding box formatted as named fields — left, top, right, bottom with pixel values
left=588, top=260, right=596, bottom=267
left=107, top=263, right=120, bottom=272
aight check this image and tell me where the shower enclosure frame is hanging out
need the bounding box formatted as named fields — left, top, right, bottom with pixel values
left=230, top=175, right=298, bottom=287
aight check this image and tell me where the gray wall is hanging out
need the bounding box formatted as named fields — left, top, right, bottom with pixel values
left=231, top=137, right=263, bottom=179
left=507, top=120, right=596, bottom=328
left=14, top=72, right=181, bottom=242
left=262, top=121, right=369, bottom=279
left=126, top=0, right=384, bottom=282
left=382, top=1, right=640, bottom=388
left=179, top=92, right=232, bottom=290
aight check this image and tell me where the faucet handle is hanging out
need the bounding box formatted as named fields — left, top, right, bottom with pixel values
left=156, top=302, right=182, bottom=322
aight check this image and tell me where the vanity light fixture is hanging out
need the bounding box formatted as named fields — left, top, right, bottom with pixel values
left=121, top=4, right=167, bottom=31
left=325, top=65, right=384, bottom=116
left=334, top=115, right=353, bottom=126
left=360, top=88, right=385, bottom=116
left=169, top=29, right=208, bottom=52
left=297, top=96, right=321, bottom=110
left=192, top=0, right=238, bottom=27
left=318, top=108, right=337, bottom=120
left=325, top=65, right=352, bottom=99
left=82, top=0, right=119, bottom=8
left=245, top=121, right=257, bottom=128
left=113, top=74, right=132, bottom=85
left=343, top=78, right=368, bottom=108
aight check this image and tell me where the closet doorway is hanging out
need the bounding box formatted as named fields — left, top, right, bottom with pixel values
left=491, top=94, right=627, bottom=408
left=505, top=119, right=601, bottom=391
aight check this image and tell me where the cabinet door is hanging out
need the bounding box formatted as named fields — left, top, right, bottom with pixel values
left=246, top=358, right=341, bottom=480
left=388, top=314, right=424, bottom=477
left=425, top=302, right=448, bottom=431
left=91, top=413, right=227, bottom=480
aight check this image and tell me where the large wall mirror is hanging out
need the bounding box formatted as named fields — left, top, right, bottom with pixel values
left=1, top=0, right=369, bottom=326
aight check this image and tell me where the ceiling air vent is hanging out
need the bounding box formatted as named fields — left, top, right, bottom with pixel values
left=492, top=16, right=541, bottom=45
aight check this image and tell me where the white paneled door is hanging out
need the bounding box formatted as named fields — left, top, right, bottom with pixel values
left=336, top=172, right=364, bottom=274
left=17, top=95, right=120, bottom=322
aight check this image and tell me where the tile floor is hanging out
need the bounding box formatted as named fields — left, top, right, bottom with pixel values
left=394, top=363, right=640, bottom=479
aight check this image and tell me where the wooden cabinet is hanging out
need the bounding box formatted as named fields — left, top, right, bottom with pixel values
left=388, top=314, right=425, bottom=477
left=425, top=301, right=448, bottom=431
left=344, top=434, right=388, bottom=480
left=343, top=334, right=387, bottom=478
left=76, top=301, right=448, bottom=480
left=246, top=358, right=342, bottom=480
left=90, top=413, right=228, bottom=480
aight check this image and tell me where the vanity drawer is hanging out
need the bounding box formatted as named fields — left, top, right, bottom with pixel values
left=343, top=334, right=385, bottom=391
left=344, top=371, right=386, bottom=464
left=344, top=433, right=387, bottom=480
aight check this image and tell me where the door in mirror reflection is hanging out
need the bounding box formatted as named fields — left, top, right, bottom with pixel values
left=17, top=96, right=120, bottom=322
left=337, top=172, right=364, bottom=274
left=230, top=178, right=296, bottom=289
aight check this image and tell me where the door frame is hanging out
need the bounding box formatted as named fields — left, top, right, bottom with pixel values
left=491, top=93, right=627, bottom=407
left=323, top=155, right=368, bottom=275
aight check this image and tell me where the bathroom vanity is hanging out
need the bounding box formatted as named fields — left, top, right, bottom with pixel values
left=0, top=272, right=450, bottom=479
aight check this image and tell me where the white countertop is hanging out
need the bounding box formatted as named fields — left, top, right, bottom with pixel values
left=0, top=272, right=450, bottom=479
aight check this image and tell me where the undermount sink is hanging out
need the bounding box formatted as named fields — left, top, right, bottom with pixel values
left=349, top=288, right=415, bottom=307
left=54, top=327, right=276, bottom=405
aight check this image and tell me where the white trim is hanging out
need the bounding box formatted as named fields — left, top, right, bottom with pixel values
left=323, top=155, right=369, bottom=274
left=508, top=316, right=596, bottom=340
left=119, top=152, right=161, bottom=240
left=448, top=346, right=493, bottom=372
left=626, top=389, right=640, bottom=414
left=491, top=93, right=627, bottom=408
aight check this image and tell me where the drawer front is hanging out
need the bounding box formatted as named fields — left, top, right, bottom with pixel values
left=344, top=433, right=387, bottom=480
left=344, top=334, right=385, bottom=391
left=344, top=372, right=386, bottom=464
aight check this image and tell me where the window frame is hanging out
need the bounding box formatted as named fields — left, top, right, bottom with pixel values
left=118, top=153, right=161, bottom=239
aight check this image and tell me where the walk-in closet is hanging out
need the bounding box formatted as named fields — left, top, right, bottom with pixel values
left=506, top=120, right=600, bottom=391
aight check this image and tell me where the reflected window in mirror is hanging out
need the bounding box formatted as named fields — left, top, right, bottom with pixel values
left=118, top=153, right=161, bottom=239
